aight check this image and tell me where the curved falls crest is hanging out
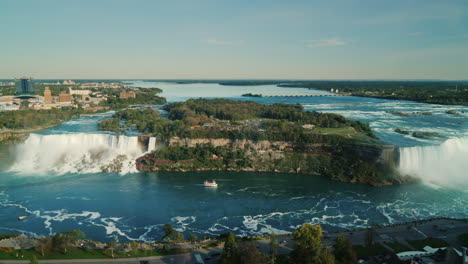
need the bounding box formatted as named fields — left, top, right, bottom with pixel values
left=7, top=133, right=468, bottom=189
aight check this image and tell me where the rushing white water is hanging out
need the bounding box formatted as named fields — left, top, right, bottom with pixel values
left=148, top=137, right=157, bottom=152
left=9, top=133, right=145, bottom=174
left=399, top=137, right=468, bottom=188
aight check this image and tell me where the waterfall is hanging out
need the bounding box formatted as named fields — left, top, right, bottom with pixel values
left=399, top=137, right=468, bottom=188
left=147, top=137, right=157, bottom=152
left=9, top=133, right=145, bottom=174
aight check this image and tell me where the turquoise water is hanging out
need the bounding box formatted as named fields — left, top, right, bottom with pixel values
left=0, top=82, right=466, bottom=242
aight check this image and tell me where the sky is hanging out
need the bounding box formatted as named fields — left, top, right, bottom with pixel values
left=1, top=0, right=468, bottom=80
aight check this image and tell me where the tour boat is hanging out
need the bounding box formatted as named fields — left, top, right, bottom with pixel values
left=18, top=216, right=28, bottom=221
left=203, top=180, right=218, bottom=187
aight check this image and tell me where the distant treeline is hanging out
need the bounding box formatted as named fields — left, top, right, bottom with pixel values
left=277, top=81, right=468, bottom=106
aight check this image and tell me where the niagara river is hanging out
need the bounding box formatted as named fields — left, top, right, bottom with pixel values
left=0, top=82, right=467, bottom=242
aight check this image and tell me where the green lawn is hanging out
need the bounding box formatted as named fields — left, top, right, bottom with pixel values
left=407, top=238, right=449, bottom=250
left=0, top=247, right=188, bottom=260
left=314, top=127, right=355, bottom=136
left=384, top=241, right=411, bottom=253
left=353, top=244, right=390, bottom=258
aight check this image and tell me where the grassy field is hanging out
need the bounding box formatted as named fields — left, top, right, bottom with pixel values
left=313, top=127, right=380, bottom=143
left=314, top=127, right=356, bottom=135
left=0, top=247, right=188, bottom=260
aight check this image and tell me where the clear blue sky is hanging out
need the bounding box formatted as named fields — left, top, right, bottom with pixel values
left=1, top=0, right=467, bottom=79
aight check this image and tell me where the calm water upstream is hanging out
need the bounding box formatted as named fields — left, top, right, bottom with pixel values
left=0, top=82, right=467, bottom=242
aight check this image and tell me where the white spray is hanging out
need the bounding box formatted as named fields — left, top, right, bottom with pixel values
left=9, top=133, right=146, bottom=174
left=147, top=137, right=157, bottom=152
left=399, top=137, right=468, bottom=189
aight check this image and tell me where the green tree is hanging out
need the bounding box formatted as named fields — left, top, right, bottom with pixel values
left=333, top=235, right=356, bottom=264
left=29, top=255, right=39, bottom=264
left=130, top=241, right=138, bottom=256
left=238, top=242, right=268, bottom=264
left=161, top=224, right=184, bottom=241
left=35, top=237, right=52, bottom=257
left=269, top=233, right=278, bottom=264
left=290, top=224, right=323, bottom=264
left=188, top=232, right=198, bottom=244
left=52, top=230, right=85, bottom=253
left=106, top=235, right=119, bottom=258
left=318, top=249, right=335, bottom=264
left=220, top=232, right=238, bottom=264
left=162, top=224, right=177, bottom=241
left=52, top=232, right=66, bottom=253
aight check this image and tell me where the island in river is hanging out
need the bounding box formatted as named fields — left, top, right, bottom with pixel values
left=98, top=98, right=412, bottom=186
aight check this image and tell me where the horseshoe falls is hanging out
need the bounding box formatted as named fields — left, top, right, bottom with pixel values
left=399, top=137, right=468, bottom=189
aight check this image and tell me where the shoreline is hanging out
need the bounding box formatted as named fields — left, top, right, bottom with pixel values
left=1, top=217, right=466, bottom=246
left=137, top=166, right=414, bottom=186
left=0, top=217, right=466, bottom=263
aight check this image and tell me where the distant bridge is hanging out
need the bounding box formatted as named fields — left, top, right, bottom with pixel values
left=261, top=94, right=347, bottom=97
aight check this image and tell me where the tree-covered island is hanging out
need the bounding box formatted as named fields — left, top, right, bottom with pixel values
left=99, top=99, right=412, bottom=186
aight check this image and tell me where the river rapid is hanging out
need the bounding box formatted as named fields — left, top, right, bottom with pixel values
left=0, top=81, right=466, bottom=242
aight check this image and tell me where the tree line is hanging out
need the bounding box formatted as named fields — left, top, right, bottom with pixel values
left=220, top=224, right=357, bottom=264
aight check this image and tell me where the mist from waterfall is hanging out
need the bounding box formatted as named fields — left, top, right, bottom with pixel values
left=399, top=137, right=468, bottom=189
left=9, top=133, right=146, bottom=175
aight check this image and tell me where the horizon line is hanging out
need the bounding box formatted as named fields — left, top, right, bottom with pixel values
left=1, top=78, right=468, bottom=82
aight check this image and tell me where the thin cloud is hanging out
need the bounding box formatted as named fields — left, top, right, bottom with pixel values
left=306, top=38, right=347, bottom=48
left=408, top=32, right=424, bottom=36
left=200, top=38, right=243, bottom=46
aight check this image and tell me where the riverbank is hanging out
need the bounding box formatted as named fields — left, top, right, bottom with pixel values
left=0, top=218, right=466, bottom=263
left=276, top=81, right=468, bottom=106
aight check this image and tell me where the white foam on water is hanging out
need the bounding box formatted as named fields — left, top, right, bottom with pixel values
left=171, top=216, right=197, bottom=232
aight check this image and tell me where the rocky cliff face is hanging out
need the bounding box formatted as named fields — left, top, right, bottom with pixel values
left=138, top=137, right=408, bottom=186
left=0, top=132, right=28, bottom=143
left=168, top=137, right=293, bottom=151
left=342, top=143, right=400, bottom=169
left=167, top=137, right=399, bottom=166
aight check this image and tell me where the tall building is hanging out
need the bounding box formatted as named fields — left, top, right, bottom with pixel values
left=59, top=92, right=72, bottom=103
left=15, top=77, right=35, bottom=95
left=44, top=87, right=52, bottom=104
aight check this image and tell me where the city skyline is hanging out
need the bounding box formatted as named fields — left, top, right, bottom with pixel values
left=1, top=0, right=468, bottom=80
